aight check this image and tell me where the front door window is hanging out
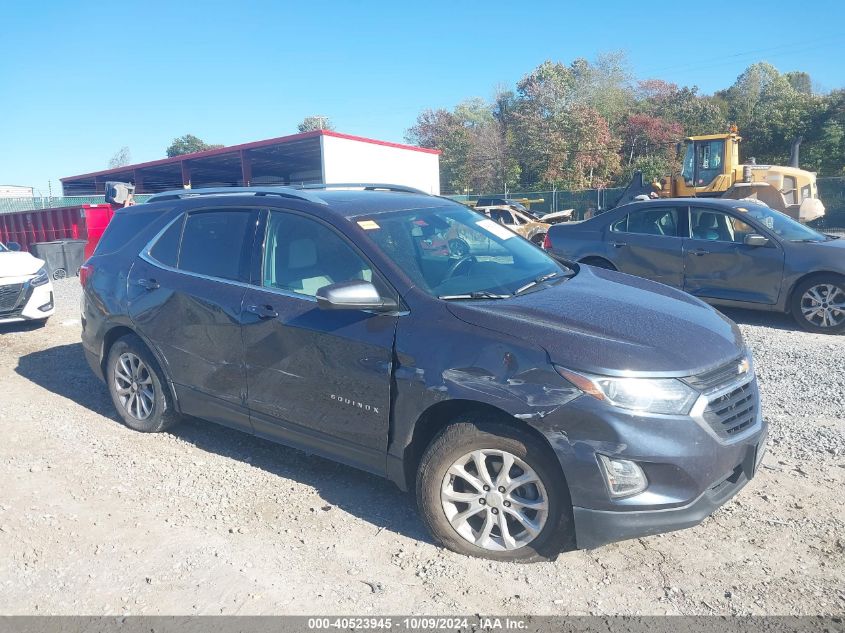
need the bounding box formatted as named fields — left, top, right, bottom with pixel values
left=263, top=211, right=374, bottom=297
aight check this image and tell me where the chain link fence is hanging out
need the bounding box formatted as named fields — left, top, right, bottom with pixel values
left=449, top=177, right=845, bottom=227
left=0, top=195, right=153, bottom=214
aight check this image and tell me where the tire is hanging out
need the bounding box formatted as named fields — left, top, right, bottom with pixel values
left=416, top=416, right=573, bottom=562
left=580, top=257, right=616, bottom=271
left=52, top=268, right=67, bottom=280
left=790, top=275, right=845, bottom=334
left=106, top=334, right=181, bottom=432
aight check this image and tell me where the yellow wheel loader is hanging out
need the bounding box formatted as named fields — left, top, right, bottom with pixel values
left=615, top=128, right=825, bottom=223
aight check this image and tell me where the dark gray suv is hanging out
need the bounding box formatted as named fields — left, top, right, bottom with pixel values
left=80, top=185, right=767, bottom=561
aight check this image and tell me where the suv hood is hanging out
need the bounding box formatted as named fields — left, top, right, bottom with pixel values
left=0, top=251, right=44, bottom=278
left=446, top=266, right=745, bottom=377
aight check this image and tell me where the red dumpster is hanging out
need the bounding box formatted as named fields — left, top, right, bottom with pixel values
left=0, top=203, right=115, bottom=260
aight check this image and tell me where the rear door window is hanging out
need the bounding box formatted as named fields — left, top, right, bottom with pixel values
left=622, top=207, right=682, bottom=237
left=177, top=209, right=258, bottom=282
left=94, top=210, right=165, bottom=256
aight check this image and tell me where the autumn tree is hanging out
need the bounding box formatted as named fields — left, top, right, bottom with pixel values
left=404, top=54, right=845, bottom=193
left=406, top=108, right=472, bottom=193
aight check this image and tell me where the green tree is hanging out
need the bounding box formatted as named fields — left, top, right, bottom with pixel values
left=166, top=134, right=224, bottom=157
left=786, top=71, right=813, bottom=95
left=297, top=115, right=335, bottom=132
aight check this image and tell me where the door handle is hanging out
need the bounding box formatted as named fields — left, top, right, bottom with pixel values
left=611, top=241, right=627, bottom=248
left=246, top=304, right=278, bottom=319
left=136, top=278, right=160, bottom=290
left=691, top=249, right=710, bottom=256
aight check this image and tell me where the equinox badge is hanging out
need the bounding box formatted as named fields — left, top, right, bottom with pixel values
left=330, top=394, right=380, bottom=414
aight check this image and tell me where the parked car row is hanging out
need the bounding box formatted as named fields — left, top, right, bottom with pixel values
left=81, top=185, right=768, bottom=562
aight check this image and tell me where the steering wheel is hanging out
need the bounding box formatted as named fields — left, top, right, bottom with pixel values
left=444, top=255, right=476, bottom=280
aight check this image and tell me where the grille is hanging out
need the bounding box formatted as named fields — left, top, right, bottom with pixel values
left=0, top=283, right=24, bottom=313
left=703, top=382, right=757, bottom=439
left=684, top=356, right=745, bottom=392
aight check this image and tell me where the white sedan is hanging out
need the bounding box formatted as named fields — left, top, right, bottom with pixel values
left=0, top=242, right=55, bottom=325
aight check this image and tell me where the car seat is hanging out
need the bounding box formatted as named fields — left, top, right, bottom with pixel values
left=279, top=238, right=333, bottom=296
left=693, top=213, right=725, bottom=241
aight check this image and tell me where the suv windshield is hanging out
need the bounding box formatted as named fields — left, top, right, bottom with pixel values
left=361, top=206, right=569, bottom=298
left=736, top=203, right=829, bottom=242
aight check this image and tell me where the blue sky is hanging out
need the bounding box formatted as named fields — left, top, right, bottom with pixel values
left=2, top=0, right=843, bottom=194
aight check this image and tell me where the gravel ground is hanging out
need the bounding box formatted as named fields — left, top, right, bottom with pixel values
left=0, top=279, right=842, bottom=615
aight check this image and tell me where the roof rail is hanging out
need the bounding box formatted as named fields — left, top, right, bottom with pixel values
left=144, top=186, right=327, bottom=205
left=291, top=183, right=429, bottom=195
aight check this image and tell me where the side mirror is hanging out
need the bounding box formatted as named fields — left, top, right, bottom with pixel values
left=744, top=234, right=769, bottom=247
left=316, top=280, right=398, bottom=312
left=6, top=242, right=21, bottom=251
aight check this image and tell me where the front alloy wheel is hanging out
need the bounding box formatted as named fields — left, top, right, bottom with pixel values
left=792, top=276, right=845, bottom=334
left=441, top=449, right=548, bottom=551
left=416, top=418, right=572, bottom=561
left=800, top=283, right=845, bottom=329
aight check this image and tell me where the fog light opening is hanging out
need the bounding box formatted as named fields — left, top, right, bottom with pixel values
left=38, top=293, right=54, bottom=312
left=597, top=455, right=648, bottom=498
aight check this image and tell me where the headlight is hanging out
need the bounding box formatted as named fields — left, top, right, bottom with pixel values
left=30, top=266, right=49, bottom=287
left=555, top=366, right=699, bottom=415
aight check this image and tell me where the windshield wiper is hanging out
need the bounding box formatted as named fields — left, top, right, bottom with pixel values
left=513, top=271, right=562, bottom=296
left=439, top=291, right=511, bottom=300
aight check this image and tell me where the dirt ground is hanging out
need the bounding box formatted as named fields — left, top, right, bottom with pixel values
left=0, top=280, right=842, bottom=616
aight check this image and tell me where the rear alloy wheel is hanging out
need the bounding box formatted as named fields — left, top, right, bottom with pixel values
left=417, top=418, right=572, bottom=561
left=114, top=352, right=155, bottom=421
left=791, top=277, right=845, bottom=334
left=106, top=334, right=181, bottom=432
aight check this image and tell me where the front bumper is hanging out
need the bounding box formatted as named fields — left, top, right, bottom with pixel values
left=573, top=430, right=765, bottom=548
left=528, top=376, right=767, bottom=549
left=0, top=277, right=54, bottom=324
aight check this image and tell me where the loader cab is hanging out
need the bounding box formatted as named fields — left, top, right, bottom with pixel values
left=677, top=133, right=740, bottom=195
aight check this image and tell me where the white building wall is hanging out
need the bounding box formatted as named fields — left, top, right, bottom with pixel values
left=0, top=185, right=34, bottom=198
left=321, top=134, right=440, bottom=195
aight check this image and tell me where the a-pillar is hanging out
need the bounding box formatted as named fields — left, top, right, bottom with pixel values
left=240, top=150, right=252, bottom=187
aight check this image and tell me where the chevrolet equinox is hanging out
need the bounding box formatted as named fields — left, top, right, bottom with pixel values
left=81, top=185, right=768, bottom=561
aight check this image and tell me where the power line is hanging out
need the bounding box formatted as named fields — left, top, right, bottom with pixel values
left=641, top=37, right=838, bottom=77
